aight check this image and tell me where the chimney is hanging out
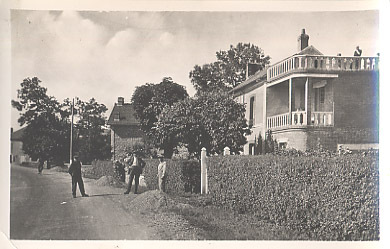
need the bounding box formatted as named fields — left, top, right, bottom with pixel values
left=298, top=29, right=309, bottom=51
left=117, top=97, right=124, bottom=106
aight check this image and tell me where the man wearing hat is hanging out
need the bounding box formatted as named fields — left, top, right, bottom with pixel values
left=124, top=151, right=145, bottom=194
left=68, top=155, right=89, bottom=198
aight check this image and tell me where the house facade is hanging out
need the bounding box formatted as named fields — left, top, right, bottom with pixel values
left=10, top=127, right=32, bottom=164
left=107, top=97, right=145, bottom=160
left=232, top=29, right=379, bottom=154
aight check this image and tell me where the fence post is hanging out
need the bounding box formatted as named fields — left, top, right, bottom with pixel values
left=201, top=147, right=208, bottom=194
left=224, top=147, right=230, bottom=156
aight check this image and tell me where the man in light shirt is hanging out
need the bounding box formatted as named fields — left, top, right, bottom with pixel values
left=157, top=155, right=167, bottom=192
left=124, top=151, right=145, bottom=194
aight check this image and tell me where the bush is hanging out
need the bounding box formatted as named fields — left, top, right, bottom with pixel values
left=207, top=154, right=379, bottom=240
left=143, top=159, right=200, bottom=194
left=82, top=160, right=115, bottom=179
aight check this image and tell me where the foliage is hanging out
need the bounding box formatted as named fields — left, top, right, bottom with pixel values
left=131, top=77, right=188, bottom=157
left=207, top=154, right=380, bottom=240
left=82, top=160, right=115, bottom=179
left=189, top=43, right=271, bottom=92
left=153, top=91, right=251, bottom=158
left=12, top=77, right=69, bottom=163
left=22, top=112, right=70, bottom=164
left=63, top=98, right=111, bottom=163
left=12, top=77, right=111, bottom=164
left=143, top=159, right=200, bottom=194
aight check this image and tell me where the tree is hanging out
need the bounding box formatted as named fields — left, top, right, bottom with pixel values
left=12, top=77, right=69, bottom=163
left=22, top=112, right=70, bottom=164
left=189, top=43, right=271, bottom=92
left=153, top=91, right=251, bottom=158
left=63, top=98, right=111, bottom=163
left=131, top=77, right=188, bottom=157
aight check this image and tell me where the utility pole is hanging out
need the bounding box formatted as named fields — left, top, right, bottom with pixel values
left=69, top=98, right=74, bottom=164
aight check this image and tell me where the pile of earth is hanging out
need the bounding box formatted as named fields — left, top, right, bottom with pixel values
left=130, top=190, right=192, bottom=213
left=127, top=190, right=203, bottom=239
left=95, top=175, right=126, bottom=188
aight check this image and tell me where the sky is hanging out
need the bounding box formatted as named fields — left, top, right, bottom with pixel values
left=11, top=10, right=379, bottom=129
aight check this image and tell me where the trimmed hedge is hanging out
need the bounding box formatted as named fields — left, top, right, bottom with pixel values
left=83, top=160, right=115, bottom=179
left=143, top=159, right=200, bottom=194
left=207, top=154, right=379, bottom=240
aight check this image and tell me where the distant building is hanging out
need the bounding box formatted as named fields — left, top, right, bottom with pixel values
left=107, top=97, right=145, bottom=160
left=10, top=127, right=32, bottom=164
left=231, top=29, right=379, bottom=154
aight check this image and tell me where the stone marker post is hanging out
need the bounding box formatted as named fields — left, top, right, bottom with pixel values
left=223, top=147, right=230, bottom=156
left=201, top=147, right=208, bottom=194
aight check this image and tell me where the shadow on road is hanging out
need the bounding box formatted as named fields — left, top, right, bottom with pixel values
left=88, top=193, right=122, bottom=197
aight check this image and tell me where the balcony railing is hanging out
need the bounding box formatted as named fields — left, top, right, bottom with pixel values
left=267, top=111, right=307, bottom=129
left=311, top=112, right=333, bottom=126
left=266, top=111, right=333, bottom=129
left=267, top=55, right=379, bottom=81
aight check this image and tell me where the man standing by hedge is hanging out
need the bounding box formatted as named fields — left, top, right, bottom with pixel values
left=157, top=155, right=167, bottom=192
left=124, top=151, right=145, bottom=194
left=68, top=155, right=89, bottom=198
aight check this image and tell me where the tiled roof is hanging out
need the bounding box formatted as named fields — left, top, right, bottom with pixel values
left=107, top=103, right=140, bottom=126
left=11, top=127, right=27, bottom=141
left=230, top=68, right=267, bottom=94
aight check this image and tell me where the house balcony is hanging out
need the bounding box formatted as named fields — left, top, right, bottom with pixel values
left=267, top=111, right=333, bottom=130
left=267, top=55, right=379, bottom=82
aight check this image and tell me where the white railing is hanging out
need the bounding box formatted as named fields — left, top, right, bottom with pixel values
left=311, top=112, right=333, bottom=126
left=267, top=55, right=379, bottom=81
left=266, top=111, right=307, bottom=129
left=292, top=111, right=307, bottom=126
left=267, top=113, right=290, bottom=129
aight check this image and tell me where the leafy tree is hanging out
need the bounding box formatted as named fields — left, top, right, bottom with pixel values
left=131, top=77, right=188, bottom=157
left=63, top=98, right=111, bottom=163
left=189, top=43, right=271, bottom=92
left=153, top=91, right=251, bottom=158
left=22, top=112, right=70, bottom=164
left=12, top=77, right=69, bottom=163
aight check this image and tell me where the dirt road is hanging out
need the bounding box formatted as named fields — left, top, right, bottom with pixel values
left=10, top=165, right=160, bottom=240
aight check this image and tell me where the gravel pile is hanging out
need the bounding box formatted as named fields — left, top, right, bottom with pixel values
left=96, top=176, right=126, bottom=188
left=125, top=190, right=204, bottom=239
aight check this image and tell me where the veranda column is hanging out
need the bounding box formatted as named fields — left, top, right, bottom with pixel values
left=289, top=78, right=292, bottom=125
left=305, top=77, right=308, bottom=125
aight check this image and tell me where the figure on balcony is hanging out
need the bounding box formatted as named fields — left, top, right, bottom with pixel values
left=354, top=46, right=362, bottom=56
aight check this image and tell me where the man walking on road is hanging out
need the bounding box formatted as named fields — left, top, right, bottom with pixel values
left=157, top=155, right=167, bottom=192
left=124, top=151, right=145, bottom=195
left=68, top=155, right=89, bottom=198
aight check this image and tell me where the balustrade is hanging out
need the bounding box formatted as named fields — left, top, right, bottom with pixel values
left=267, top=55, right=379, bottom=81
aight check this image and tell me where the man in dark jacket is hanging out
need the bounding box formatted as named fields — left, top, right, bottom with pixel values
left=68, top=155, right=89, bottom=198
left=124, top=151, right=145, bottom=195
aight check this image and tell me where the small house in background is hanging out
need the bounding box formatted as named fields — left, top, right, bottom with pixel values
left=232, top=29, right=379, bottom=154
left=10, top=127, right=32, bottom=164
left=107, top=97, right=145, bottom=160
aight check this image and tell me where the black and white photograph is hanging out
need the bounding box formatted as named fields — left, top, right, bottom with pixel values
left=1, top=0, right=389, bottom=248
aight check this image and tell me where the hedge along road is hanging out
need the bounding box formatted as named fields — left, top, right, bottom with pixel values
left=10, top=164, right=159, bottom=240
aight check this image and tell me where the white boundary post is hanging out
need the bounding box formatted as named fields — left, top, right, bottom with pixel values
left=201, top=147, right=208, bottom=194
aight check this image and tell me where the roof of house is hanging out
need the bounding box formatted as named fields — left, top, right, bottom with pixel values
left=11, top=127, right=27, bottom=141
left=229, top=68, right=267, bottom=94
left=107, top=103, right=140, bottom=126
left=296, top=45, right=323, bottom=56
left=230, top=45, right=323, bottom=94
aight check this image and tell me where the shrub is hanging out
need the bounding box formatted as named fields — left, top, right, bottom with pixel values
left=143, top=159, right=200, bottom=194
left=83, top=160, right=115, bottom=179
left=207, top=154, right=379, bottom=240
